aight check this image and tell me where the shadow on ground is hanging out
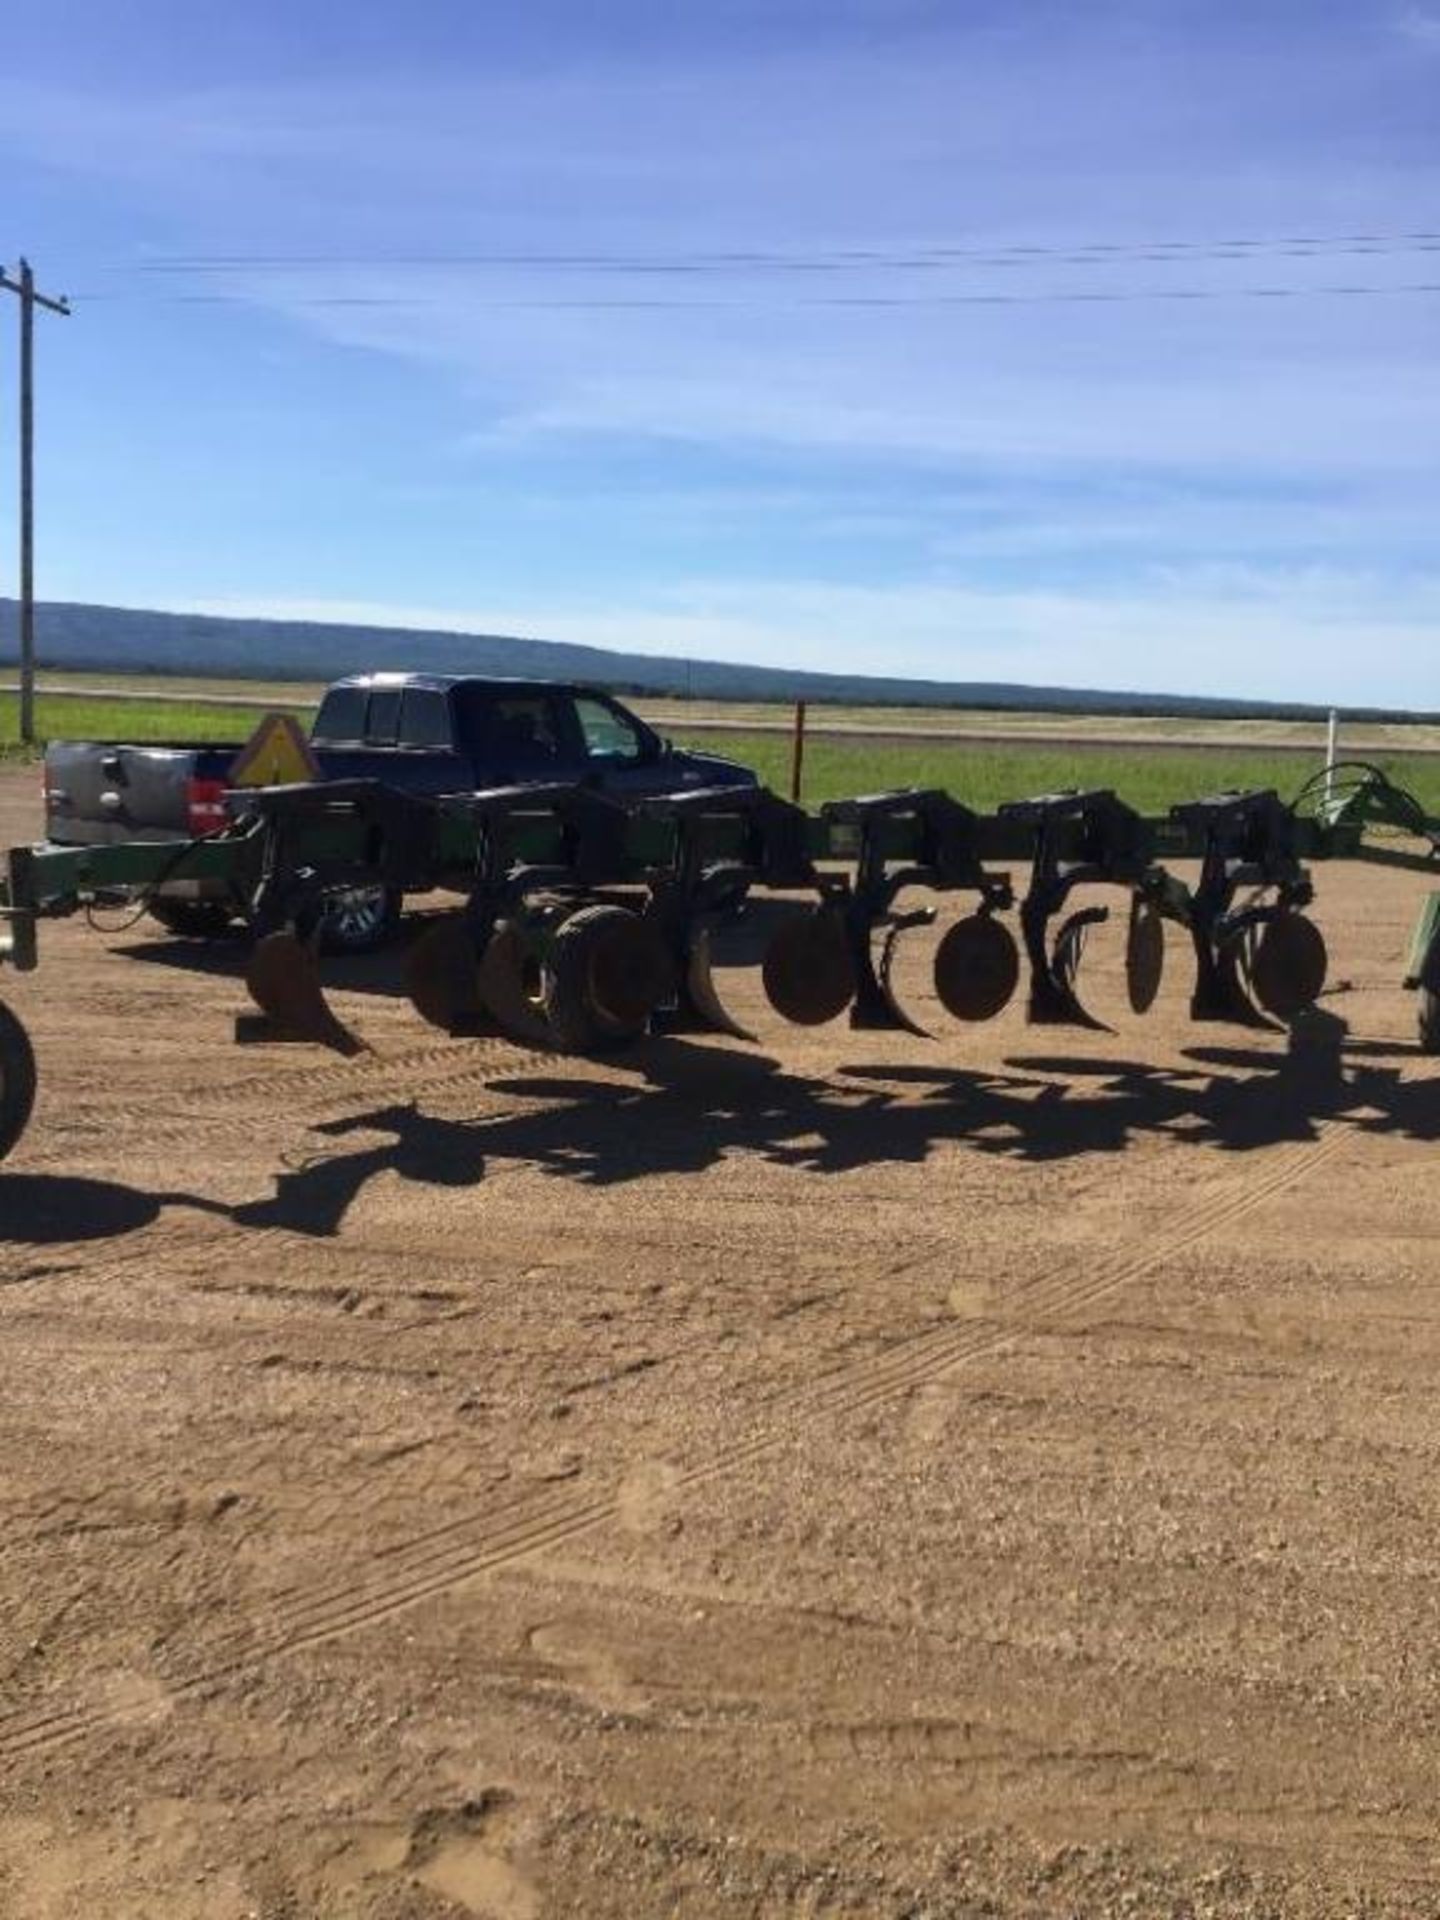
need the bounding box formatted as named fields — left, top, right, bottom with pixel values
left=3, top=1009, right=1433, bottom=1245
left=0, top=1175, right=228, bottom=1246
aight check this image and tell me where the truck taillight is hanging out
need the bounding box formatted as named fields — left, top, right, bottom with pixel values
left=186, top=778, right=230, bottom=838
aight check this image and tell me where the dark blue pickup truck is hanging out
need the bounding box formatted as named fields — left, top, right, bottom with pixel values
left=43, top=673, right=757, bottom=949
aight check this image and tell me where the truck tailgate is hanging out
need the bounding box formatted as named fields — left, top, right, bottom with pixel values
left=44, top=742, right=229, bottom=846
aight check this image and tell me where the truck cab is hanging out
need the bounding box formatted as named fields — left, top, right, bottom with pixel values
left=309, top=673, right=753, bottom=798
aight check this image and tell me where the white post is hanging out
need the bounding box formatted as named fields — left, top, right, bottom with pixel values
left=1324, top=709, right=1340, bottom=817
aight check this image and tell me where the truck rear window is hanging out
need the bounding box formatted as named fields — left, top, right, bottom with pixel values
left=313, top=687, right=366, bottom=742
left=399, top=688, right=452, bottom=749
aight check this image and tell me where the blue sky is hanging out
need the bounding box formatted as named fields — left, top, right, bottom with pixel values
left=3, top=0, right=1438, bottom=703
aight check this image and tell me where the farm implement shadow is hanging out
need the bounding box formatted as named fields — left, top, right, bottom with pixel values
left=1, top=1011, right=1434, bottom=1247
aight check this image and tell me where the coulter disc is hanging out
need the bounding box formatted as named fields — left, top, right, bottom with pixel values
left=1125, top=895, right=1166, bottom=1015
left=245, top=929, right=365, bottom=1054
left=932, top=913, right=1020, bottom=1023
left=761, top=906, right=856, bottom=1026
left=1246, top=913, right=1329, bottom=1020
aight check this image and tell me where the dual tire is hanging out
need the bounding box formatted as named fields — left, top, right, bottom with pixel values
left=542, top=904, right=669, bottom=1052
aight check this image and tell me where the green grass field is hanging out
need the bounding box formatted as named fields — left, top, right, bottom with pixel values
left=0, top=694, right=312, bottom=761
left=3, top=692, right=1437, bottom=817
left=669, top=730, right=1440, bottom=816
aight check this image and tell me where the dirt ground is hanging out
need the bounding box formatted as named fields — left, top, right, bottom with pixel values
left=0, top=766, right=1437, bottom=1919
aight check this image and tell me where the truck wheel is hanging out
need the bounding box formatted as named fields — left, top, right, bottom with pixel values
left=0, top=1000, right=37, bottom=1163
left=542, top=904, right=664, bottom=1052
left=318, top=885, right=402, bottom=956
left=1420, top=987, right=1439, bottom=1055
left=148, top=897, right=239, bottom=940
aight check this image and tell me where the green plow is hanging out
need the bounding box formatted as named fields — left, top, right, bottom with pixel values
left=1, top=764, right=1436, bottom=1163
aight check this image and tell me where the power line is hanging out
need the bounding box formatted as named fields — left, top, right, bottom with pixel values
left=63, top=281, right=1440, bottom=310
left=129, top=231, right=1440, bottom=272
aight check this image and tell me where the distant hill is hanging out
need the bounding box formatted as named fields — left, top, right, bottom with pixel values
left=0, top=597, right=1432, bottom=724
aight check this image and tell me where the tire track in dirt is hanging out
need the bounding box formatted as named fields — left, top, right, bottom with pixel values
left=0, top=1096, right=1390, bottom=1767
left=0, top=1032, right=561, bottom=1284
left=19, top=1032, right=558, bottom=1161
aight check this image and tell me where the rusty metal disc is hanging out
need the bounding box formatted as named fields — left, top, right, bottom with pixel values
left=584, top=912, right=676, bottom=1028
left=1125, top=895, right=1166, bottom=1015
left=1246, top=913, right=1328, bottom=1019
left=932, top=913, right=1020, bottom=1023
left=761, top=906, right=856, bottom=1026
left=476, top=922, right=557, bottom=1046
left=245, top=929, right=365, bottom=1054
left=405, top=917, right=488, bottom=1033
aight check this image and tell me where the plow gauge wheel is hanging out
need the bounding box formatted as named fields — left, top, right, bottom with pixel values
left=1247, top=913, right=1328, bottom=1020
left=406, top=918, right=489, bottom=1034
left=582, top=911, right=675, bottom=1030
left=244, top=930, right=366, bottom=1055
left=1125, top=896, right=1166, bottom=1015
left=0, top=999, right=37, bottom=1162
left=543, top=905, right=671, bottom=1051
left=761, top=906, right=856, bottom=1026
left=932, top=914, right=1020, bottom=1023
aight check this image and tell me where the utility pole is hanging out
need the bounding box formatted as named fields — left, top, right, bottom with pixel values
left=0, top=260, right=70, bottom=745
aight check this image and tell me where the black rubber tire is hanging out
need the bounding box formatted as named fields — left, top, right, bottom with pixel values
left=316, top=886, right=403, bottom=957
left=148, top=896, right=239, bottom=940
left=1420, top=987, right=1440, bottom=1055
left=0, top=1000, right=38, bottom=1163
left=542, top=904, right=653, bottom=1053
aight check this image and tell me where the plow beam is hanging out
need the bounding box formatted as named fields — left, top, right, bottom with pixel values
left=636, top=785, right=817, bottom=1037
left=999, top=790, right=1154, bottom=1028
left=1170, top=790, right=1322, bottom=1026
left=814, top=790, right=1014, bottom=1032
left=435, top=780, right=634, bottom=900
left=242, top=780, right=440, bottom=939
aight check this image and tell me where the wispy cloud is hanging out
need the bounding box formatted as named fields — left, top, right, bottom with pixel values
left=9, top=4, right=1440, bottom=702
left=1395, top=6, right=1440, bottom=48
